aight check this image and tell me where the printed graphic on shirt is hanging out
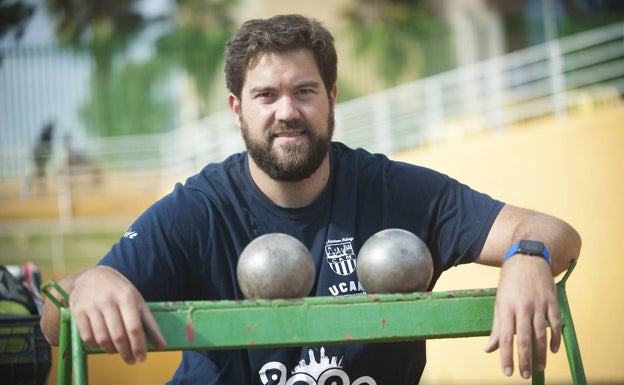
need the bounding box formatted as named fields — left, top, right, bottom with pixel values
left=325, top=238, right=356, bottom=276
left=324, top=238, right=366, bottom=296
left=327, top=280, right=366, bottom=297
left=122, top=227, right=138, bottom=240
left=259, top=347, right=377, bottom=385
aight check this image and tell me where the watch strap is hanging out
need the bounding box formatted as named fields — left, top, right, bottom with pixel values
left=503, top=240, right=551, bottom=265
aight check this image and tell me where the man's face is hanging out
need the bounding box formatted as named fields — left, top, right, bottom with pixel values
left=230, top=50, right=336, bottom=182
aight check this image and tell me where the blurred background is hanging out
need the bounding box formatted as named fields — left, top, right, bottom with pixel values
left=1, top=0, right=622, bottom=384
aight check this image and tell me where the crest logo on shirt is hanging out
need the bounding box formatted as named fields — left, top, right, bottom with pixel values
left=325, top=238, right=356, bottom=276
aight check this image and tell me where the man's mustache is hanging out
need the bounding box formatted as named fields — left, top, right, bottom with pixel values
left=269, top=120, right=311, bottom=135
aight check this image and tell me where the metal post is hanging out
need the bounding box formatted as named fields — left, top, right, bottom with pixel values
left=557, top=263, right=587, bottom=385
left=548, top=40, right=567, bottom=118
left=373, top=93, right=393, bottom=153
left=57, top=308, right=72, bottom=385
left=71, top=313, right=88, bottom=384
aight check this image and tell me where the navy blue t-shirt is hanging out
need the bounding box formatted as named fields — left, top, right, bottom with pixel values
left=99, top=142, right=503, bottom=384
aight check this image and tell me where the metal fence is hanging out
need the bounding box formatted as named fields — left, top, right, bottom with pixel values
left=1, top=22, right=623, bottom=192
left=334, top=21, right=624, bottom=154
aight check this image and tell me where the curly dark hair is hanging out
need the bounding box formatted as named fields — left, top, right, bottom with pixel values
left=225, top=14, right=337, bottom=99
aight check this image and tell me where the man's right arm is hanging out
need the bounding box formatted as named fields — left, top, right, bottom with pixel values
left=40, top=265, right=167, bottom=364
left=40, top=273, right=75, bottom=346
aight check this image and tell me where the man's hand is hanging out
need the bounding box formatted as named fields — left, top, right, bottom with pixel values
left=68, top=266, right=167, bottom=364
left=483, top=254, right=561, bottom=379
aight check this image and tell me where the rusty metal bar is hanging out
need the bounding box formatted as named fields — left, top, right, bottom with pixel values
left=48, top=263, right=584, bottom=385
left=138, top=289, right=497, bottom=352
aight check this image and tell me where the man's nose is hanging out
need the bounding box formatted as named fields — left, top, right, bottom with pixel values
left=274, top=96, right=300, bottom=121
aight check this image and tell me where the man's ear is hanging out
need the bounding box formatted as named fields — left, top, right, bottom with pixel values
left=329, top=84, right=337, bottom=108
left=228, top=93, right=241, bottom=127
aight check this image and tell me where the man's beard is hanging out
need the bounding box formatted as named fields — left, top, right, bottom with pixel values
left=241, top=106, right=334, bottom=182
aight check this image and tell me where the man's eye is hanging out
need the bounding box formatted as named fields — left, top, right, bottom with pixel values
left=254, top=92, right=276, bottom=101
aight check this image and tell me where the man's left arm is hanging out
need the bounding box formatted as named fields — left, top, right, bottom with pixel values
left=475, top=204, right=582, bottom=379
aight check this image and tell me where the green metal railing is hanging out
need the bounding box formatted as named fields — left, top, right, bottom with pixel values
left=42, top=262, right=586, bottom=385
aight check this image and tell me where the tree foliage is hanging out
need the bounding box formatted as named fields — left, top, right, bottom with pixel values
left=342, top=0, right=452, bottom=84
left=43, top=0, right=236, bottom=136
left=155, top=0, right=237, bottom=116
left=0, top=0, right=35, bottom=40
left=46, top=0, right=146, bottom=43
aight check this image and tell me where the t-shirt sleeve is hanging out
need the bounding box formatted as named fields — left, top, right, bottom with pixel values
left=386, top=161, right=504, bottom=271
left=98, top=183, right=205, bottom=302
left=429, top=174, right=504, bottom=267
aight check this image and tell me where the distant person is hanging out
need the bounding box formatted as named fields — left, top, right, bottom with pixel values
left=24, top=121, right=55, bottom=196
left=34, top=122, right=54, bottom=177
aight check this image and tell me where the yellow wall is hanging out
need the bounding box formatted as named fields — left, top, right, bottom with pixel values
left=392, top=106, right=624, bottom=384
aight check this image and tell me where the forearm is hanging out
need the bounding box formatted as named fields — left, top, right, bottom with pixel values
left=40, top=274, right=77, bottom=346
left=510, top=211, right=581, bottom=275
left=477, top=204, right=582, bottom=276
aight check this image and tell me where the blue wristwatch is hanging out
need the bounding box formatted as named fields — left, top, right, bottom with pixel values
left=503, top=240, right=551, bottom=265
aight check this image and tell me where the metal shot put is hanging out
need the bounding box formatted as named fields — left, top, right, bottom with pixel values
left=356, top=228, right=434, bottom=294
left=236, top=233, right=316, bottom=299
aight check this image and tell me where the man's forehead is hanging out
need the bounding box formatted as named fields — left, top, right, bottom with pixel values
left=247, top=49, right=315, bottom=70
left=243, top=50, right=323, bottom=89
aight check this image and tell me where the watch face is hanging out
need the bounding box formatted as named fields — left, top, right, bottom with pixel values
left=518, top=240, right=545, bottom=255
